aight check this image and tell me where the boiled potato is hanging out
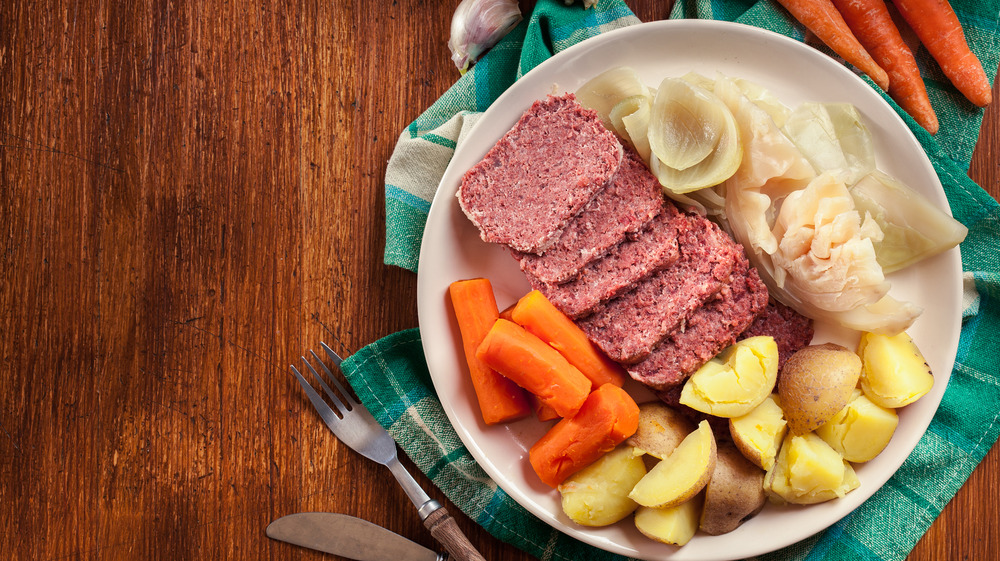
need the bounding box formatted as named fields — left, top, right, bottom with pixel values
left=626, top=401, right=697, bottom=460
left=858, top=331, right=933, bottom=408
left=764, top=432, right=860, bottom=505
left=680, top=336, right=779, bottom=418
left=729, top=393, right=787, bottom=470
left=778, top=343, right=862, bottom=435
left=634, top=494, right=704, bottom=546
left=629, top=420, right=716, bottom=508
left=816, top=389, right=898, bottom=462
left=699, top=441, right=766, bottom=535
left=558, top=444, right=647, bottom=526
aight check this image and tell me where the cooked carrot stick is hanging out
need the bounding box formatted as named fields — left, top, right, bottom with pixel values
left=510, top=290, right=628, bottom=389
left=892, top=0, right=992, bottom=107
left=776, top=0, right=890, bottom=91
left=532, top=396, right=560, bottom=422
left=449, top=279, right=532, bottom=425
left=832, top=0, right=939, bottom=133
left=476, top=319, right=593, bottom=418
left=498, top=301, right=516, bottom=322
left=528, top=383, right=641, bottom=487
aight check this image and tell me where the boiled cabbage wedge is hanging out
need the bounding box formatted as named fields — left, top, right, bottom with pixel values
left=782, top=102, right=875, bottom=186
left=850, top=171, right=968, bottom=273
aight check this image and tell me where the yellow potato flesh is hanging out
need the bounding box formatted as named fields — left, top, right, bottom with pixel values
left=558, top=445, right=647, bottom=527
left=858, top=331, right=933, bottom=408
left=729, top=394, right=787, bottom=470
left=629, top=420, right=716, bottom=509
left=680, top=336, right=779, bottom=418
left=765, top=432, right=859, bottom=505
left=634, top=495, right=703, bottom=546
left=816, top=390, right=898, bottom=463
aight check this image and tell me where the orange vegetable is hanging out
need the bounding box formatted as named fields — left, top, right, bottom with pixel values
left=449, top=279, right=532, bottom=425
left=532, top=396, right=560, bottom=422
left=776, top=0, right=890, bottom=91
left=510, top=290, right=628, bottom=389
left=528, top=384, right=641, bottom=487
left=892, top=0, right=992, bottom=107
left=498, top=301, right=515, bottom=322
left=476, top=318, right=592, bottom=418
left=832, top=0, right=939, bottom=133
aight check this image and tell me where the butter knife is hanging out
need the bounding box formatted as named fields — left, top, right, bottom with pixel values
left=266, top=512, right=447, bottom=561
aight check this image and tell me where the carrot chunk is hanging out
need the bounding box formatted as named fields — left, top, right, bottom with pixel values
left=449, top=279, right=532, bottom=425
left=776, top=0, right=890, bottom=91
left=528, top=384, right=641, bottom=487
left=832, top=0, right=939, bottom=133
left=892, top=0, right=992, bottom=107
left=511, top=290, right=628, bottom=389
left=476, top=318, right=592, bottom=418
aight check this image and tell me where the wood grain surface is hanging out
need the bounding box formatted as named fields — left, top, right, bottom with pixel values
left=2, top=1, right=997, bottom=560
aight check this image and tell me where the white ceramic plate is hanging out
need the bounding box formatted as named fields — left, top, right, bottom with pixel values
left=417, top=20, right=961, bottom=561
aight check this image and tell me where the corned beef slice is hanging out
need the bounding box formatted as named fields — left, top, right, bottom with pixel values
left=457, top=93, right=623, bottom=254
left=577, top=214, right=740, bottom=364
left=528, top=201, right=685, bottom=319
left=517, top=148, right=665, bottom=284
left=739, top=300, right=814, bottom=370
left=629, top=259, right=770, bottom=390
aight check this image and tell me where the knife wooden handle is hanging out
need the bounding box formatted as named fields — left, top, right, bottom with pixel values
left=423, top=507, right=486, bottom=561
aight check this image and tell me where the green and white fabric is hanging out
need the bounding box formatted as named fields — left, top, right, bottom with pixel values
left=350, top=1, right=1000, bottom=559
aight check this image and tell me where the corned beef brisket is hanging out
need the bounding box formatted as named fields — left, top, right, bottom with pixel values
left=457, top=93, right=623, bottom=254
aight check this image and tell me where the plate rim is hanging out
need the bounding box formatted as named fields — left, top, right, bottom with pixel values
left=416, top=18, right=962, bottom=561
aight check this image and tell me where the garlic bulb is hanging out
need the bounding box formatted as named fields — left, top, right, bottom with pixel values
left=448, top=0, right=522, bottom=73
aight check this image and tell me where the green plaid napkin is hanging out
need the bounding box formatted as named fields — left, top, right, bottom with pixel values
left=350, top=1, right=1000, bottom=559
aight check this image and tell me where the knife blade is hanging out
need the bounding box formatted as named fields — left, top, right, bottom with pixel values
left=266, top=512, right=447, bottom=561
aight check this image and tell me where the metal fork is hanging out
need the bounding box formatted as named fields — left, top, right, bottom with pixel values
left=290, top=342, right=485, bottom=561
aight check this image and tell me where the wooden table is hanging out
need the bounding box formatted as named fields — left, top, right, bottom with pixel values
left=3, top=1, right=997, bottom=559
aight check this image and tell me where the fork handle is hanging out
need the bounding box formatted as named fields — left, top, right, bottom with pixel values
left=423, top=507, right=486, bottom=561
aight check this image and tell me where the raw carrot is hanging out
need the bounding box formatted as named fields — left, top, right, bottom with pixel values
left=776, top=0, right=890, bottom=91
left=449, top=279, right=532, bottom=425
left=832, top=0, right=939, bottom=133
left=476, top=318, right=592, bottom=418
left=528, top=383, right=641, bottom=487
left=892, top=0, right=992, bottom=107
left=510, top=290, right=629, bottom=389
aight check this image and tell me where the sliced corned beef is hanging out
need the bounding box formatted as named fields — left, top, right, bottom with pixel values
left=576, top=213, right=740, bottom=364
left=457, top=93, right=623, bottom=254
left=517, top=149, right=665, bottom=283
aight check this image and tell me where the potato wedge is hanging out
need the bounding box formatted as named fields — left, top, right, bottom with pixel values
left=729, top=394, right=787, bottom=470
left=634, top=494, right=703, bottom=546
left=778, top=343, right=862, bottom=435
left=626, top=401, right=697, bottom=460
left=680, top=336, right=779, bottom=418
left=858, top=331, right=933, bottom=408
left=764, top=432, right=859, bottom=505
left=699, top=441, right=766, bottom=535
left=629, top=420, right=716, bottom=509
left=558, top=445, right=647, bottom=527
left=816, top=389, right=898, bottom=462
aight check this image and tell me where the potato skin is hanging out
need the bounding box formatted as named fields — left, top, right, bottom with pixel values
left=699, top=441, right=766, bottom=535
left=626, top=401, right=697, bottom=459
left=778, top=343, right=862, bottom=435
